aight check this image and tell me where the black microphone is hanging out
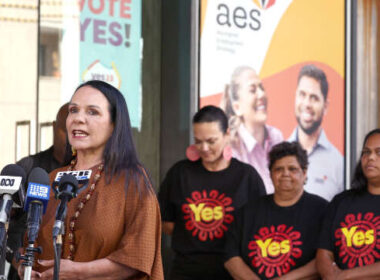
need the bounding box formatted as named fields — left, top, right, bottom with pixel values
left=52, top=174, right=78, bottom=238
left=0, top=164, right=26, bottom=209
left=24, top=168, right=50, bottom=244
left=0, top=164, right=26, bottom=253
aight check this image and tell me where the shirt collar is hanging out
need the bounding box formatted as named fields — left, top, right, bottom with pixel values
left=289, top=127, right=330, bottom=150
left=316, top=129, right=330, bottom=149
left=238, top=124, right=272, bottom=152
left=238, top=124, right=257, bottom=152
left=288, top=128, right=298, bottom=141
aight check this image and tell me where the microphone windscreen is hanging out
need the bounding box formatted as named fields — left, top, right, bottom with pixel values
left=59, top=174, right=78, bottom=188
left=24, top=167, right=50, bottom=213
left=27, top=167, right=50, bottom=186
left=1, top=164, right=26, bottom=207
left=1, top=164, right=26, bottom=184
left=58, top=174, right=79, bottom=195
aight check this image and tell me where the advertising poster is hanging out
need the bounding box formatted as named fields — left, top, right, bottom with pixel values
left=200, top=0, right=345, bottom=200
left=79, top=0, right=142, bottom=129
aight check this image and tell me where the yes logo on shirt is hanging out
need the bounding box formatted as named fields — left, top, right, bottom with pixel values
left=182, top=190, right=234, bottom=241
left=335, top=212, right=380, bottom=268
left=248, top=225, right=302, bottom=278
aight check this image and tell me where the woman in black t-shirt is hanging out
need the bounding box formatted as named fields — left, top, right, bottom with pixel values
left=224, top=141, right=327, bottom=280
left=317, top=128, right=380, bottom=279
left=159, top=105, right=266, bottom=280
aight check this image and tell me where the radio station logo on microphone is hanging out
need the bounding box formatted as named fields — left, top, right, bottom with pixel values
left=335, top=212, right=380, bottom=268
left=182, top=190, right=234, bottom=241
left=248, top=225, right=302, bottom=278
left=27, top=184, right=49, bottom=199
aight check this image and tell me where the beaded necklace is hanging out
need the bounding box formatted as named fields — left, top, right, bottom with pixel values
left=66, top=158, right=104, bottom=260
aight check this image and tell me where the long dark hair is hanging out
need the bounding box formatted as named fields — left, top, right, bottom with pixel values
left=351, top=128, right=380, bottom=192
left=74, top=80, right=152, bottom=193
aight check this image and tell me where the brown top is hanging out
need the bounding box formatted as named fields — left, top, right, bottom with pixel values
left=33, top=164, right=163, bottom=279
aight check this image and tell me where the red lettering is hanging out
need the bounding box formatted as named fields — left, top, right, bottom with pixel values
left=88, top=0, right=105, bottom=14
left=120, top=0, right=131, bottom=19
left=109, top=0, right=118, bottom=16
left=80, top=0, right=131, bottom=19
left=79, top=0, right=86, bottom=11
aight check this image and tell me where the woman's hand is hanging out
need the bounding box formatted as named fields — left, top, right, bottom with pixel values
left=30, top=258, right=137, bottom=279
left=38, top=259, right=80, bottom=280
left=17, top=263, right=42, bottom=280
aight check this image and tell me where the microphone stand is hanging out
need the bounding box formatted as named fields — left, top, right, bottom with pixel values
left=0, top=194, right=13, bottom=279
left=53, top=235, right=62, bottom=280
left=18, top=244, right=42, bottom=280
left=0, top=227, right=6, bottom=280
left=52, top=176, right=78, bottom=280
left=16, top=202, right=43, bottom=280
left=52, top=199, right=67, bottom=280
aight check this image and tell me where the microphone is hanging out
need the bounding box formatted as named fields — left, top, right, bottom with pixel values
left=0, top=164, right=26, bottom=222
left=0, top=164, right=26, bottom=254
left=24, top=168, right=50, bottom=244
left=52, top=174, right=78, bottom=238
left=51, top=169, right=91, bottom=194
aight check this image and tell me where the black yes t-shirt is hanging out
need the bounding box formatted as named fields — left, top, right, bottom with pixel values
left=225, top=192, right=328, bottom=279
left=319, top=190, right=380, bottom=269
left=158, top=158, right=266, bottom=255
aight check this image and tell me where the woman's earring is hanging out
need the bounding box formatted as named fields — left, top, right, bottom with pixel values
left=71, top=147, right=77, bottom=157
left=223, top=145, right=232, bottom=161
left=186, top=145, right=200, bottom=161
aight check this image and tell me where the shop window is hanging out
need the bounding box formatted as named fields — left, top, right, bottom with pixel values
left=39, top=28, right=60, bottom=77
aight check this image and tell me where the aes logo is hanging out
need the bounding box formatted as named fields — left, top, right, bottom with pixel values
left=216, top=3, right=261, bottom=31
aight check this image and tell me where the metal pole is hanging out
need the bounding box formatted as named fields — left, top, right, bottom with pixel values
left=24, top=266, right=32, bottom=280
left=36, top=0, right=41, bottom=153
left=189, top=0, right=200, bottom=143
left=345, top=0, right=357, bottom=188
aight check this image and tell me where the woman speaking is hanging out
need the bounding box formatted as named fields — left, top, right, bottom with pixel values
left=18, top=80, right=163, bottom=279
left=317, top=128, right=380, bottom=279
left=159, top=105, right=266, bottom=280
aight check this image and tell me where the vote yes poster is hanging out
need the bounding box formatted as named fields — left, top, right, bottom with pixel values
left=79, top=0, right=142, bottom=129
